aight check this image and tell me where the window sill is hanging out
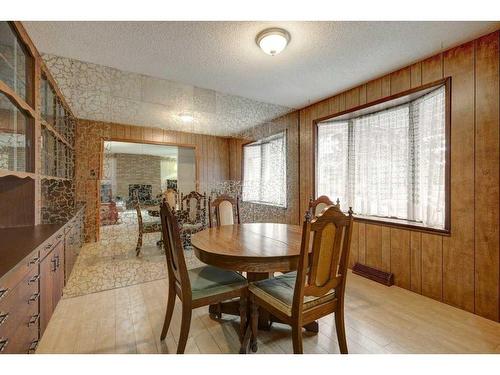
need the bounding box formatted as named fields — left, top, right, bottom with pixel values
left=353, top=214, right=450, bottom=236
left=241, top=200, right=287, bottom=210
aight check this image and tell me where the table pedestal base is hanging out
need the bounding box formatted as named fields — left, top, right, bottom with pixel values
left=208, top=271, right=319, bottom=351
left=208, top=300, right=319, bottom=333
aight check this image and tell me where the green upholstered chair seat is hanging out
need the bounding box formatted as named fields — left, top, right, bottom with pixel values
left=248, top=272, right=336, bottom=316
left=143, top=221, right=161, bottom=232
left=181, top=223, right=204, bottom=234
left=189, top=265, right=247, bottom=300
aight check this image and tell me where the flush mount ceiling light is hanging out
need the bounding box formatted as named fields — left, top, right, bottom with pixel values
left=256, top=28, right=291, bottom=56
left=178, top=113, right=194, bottom=123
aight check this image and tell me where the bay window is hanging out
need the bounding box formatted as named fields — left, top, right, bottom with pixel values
left=316, top=82, right=448, bottom=231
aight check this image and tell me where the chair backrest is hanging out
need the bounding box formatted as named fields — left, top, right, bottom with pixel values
left=159, top=201, right=191, bottom=299
left=208, top=194, right=240, bottom=227
left=180, top=191, right=207, bottom=224
left=309, top=195, right=340, bottom=217
left=293, top=204, right=353, bottom=316
left=165, top=188, right=177, bottom=208
left=134, top=202, right=144, bottom=231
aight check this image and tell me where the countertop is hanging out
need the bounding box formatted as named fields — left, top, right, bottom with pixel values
left=0, top=223, right=63, bottom=279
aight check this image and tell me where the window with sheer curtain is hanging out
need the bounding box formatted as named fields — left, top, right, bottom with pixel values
left=316, top=85, right=446, bottom=229
left=242, top=131, right=287, bottom=207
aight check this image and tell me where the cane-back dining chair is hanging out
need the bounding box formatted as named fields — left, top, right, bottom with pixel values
left=178, top=191, right=207, bottom=244
left=208, top=194, right=241, bottom=228
left=163, top=188, right=178, bottom=208
left=308, top=195, right=340, bottom=217
left=134, top=201, right=162, bottom=256
left=247, top=204, right=353, bottom=354
left=158, top=201, right=248, bottom=354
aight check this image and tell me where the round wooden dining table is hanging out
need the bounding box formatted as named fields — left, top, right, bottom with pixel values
left=191, top=223, right=318, bottom=333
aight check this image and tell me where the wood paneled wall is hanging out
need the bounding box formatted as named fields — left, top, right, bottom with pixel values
left=298, top=31, right=499, bottom=321
left=75, top=119, right=231, bottom=242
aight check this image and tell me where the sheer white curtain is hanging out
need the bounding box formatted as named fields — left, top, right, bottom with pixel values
left=410, top=87, right=446, bottom=227
left=316, top=121, right=349, bottom=205
left=316, top=86, right=446, bottom=229
left=242, top=143, right=261, bottom=203
left=243, top=131, right=287, bottom=207
left=353, top=104, right=410, bottom=219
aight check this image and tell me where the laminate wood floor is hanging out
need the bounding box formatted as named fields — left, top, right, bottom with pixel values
left=37, top=271, right=500, bottom=354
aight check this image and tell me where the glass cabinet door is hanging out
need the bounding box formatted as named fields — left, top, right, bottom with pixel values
left=0, top=22, right=33, bottom=105
left=0, top=92, right=33, bottom=172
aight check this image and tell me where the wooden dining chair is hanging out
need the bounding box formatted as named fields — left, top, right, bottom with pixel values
left=308, top=195, right=340, bottom=217
left=135, top=201, right=162, bottom=256
left=178, top=191, right=207, bottom=247
left=247, top=204, right=353, bottom=354
left=157, top=188, right=178, bottom=207
left=158, top=201, right=248, bottom=354
left=208, top=194, right=240, bottom=228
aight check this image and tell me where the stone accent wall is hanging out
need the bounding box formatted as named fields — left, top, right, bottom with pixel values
left=113, top=153, right=162, bottom=199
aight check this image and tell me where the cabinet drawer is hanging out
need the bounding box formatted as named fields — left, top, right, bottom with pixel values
left=39, top=230, right=64, bottom=261
left=0, top=322, right=39, bottom=354
left=0, top=265, right=39, bottom=354
left=0, top=294, right=38, bottom=340
left=0, top=264, right=39, bottom=313
left=64, top=218, right=75, bottom=234
left=0, top=251, right=39, bottom=304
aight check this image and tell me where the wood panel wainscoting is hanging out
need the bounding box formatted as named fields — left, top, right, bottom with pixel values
left=297, top=31, right=500, bottom=322
left=75, top=120, right=232, bottom=242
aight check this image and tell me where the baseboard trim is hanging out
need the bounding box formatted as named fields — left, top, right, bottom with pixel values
left=352, top=262, right=394, bottom=286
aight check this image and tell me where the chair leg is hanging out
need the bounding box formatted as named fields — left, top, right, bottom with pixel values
left=216, top=302, right=222, bottom=319
left=177, top=301, right=192, bottom=354
left=239, top=293, right=247, bottom=341
left=238, top=292, right=249, bottom=354
left=335, top=308, right=348, bottom=354
left=135, top=232, right=143, bottom=256
left=160, top=286, right=176, bottom=341
left=291, top=324, right=303, bottom=354
left=250, top=297, right=258, bottom=353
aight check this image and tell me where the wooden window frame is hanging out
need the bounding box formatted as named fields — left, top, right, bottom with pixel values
left=241, top=130, right=288, bottom=209
left=313, top=77, right=451, bottom=235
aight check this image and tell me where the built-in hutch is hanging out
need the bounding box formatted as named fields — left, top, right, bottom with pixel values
left=0, top=21, right=84, bottom=354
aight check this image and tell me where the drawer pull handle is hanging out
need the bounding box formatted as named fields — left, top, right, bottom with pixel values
left=28, top=313, right=40, bottom=327
left=0, top=288, right=7, bottom=301
left=28, top=274, right=40, bottom=285
left=28, top=293, right=40, bottom=304
left=0, top=338, right=8, bottom=352
left=56, top=234, right=63, bottom=239
left=51, top=258, right=57, bottom=272
left=44, top=243, right=52, bottom=250
left=28, top=256, right=40, bottom=266
left=0, top=312, right=8, bottom=326
left=55, top=255, right=60, bottom=269
left=28, top=339, right=38, bottom=354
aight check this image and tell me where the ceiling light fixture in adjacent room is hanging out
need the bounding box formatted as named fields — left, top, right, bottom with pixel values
left=256, top=28, right=291, bottom=56
left=178, top=113, right=194, bottom=123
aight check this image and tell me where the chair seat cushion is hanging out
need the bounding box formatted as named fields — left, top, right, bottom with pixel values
left=248, top=272, right=336, bottom=316
left=181, top=223, right=204, bottom=234
left=189, top=265, right=247, bottom=300
left=143, top=221, right=161, bottom=232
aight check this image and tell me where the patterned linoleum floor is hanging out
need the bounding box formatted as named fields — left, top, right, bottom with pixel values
left=63, top=210, right=204, bottom=298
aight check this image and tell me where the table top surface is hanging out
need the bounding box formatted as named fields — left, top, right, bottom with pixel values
left=191, top=223, right=303, bottom=272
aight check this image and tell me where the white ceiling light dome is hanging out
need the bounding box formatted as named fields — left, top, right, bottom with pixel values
left=178, top=113, right=194, bottom=122
left=256, top=28, right=291, bottom=56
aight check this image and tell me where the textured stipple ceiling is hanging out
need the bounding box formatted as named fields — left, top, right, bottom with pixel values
left=24, top=21, right=500, bottom=109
